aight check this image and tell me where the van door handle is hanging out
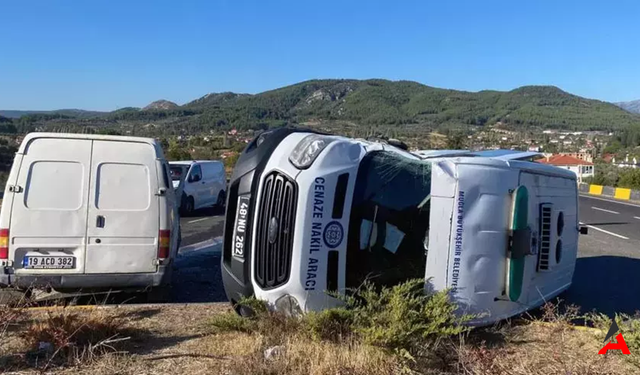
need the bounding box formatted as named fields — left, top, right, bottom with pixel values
left=8, top=185, right=23, bottom=193
left=96, top=215, right=105, bottom=228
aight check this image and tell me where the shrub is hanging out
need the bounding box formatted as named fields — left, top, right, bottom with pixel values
left=213, top=279, right=473, bottom=356
left=211, top=296, right=302, bottom=346
left=618, top=168, right=640, bottom=190
left=333, top=279, right=473, bottom=351
left=304, top=308, right=355, bottom=342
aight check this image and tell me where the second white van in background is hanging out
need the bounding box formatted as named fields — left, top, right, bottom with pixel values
left=169, top=160, right=227, bottom=215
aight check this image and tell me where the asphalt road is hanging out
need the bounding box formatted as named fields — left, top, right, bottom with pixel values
left=562, top=194, right=640, bottom=316
left=168, top=207, right=226, bottom=303
left=179, top=206, right=226, bottom=247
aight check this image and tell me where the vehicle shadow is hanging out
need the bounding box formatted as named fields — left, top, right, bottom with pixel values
left=169, top=251, right=228, bottom=304
left=564, top=255, right=640, bottom=317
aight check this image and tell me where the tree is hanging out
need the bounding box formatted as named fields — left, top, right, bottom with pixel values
left=166, top=139, right=191, bottom=161
left=618, top=168, right=640, bottom=190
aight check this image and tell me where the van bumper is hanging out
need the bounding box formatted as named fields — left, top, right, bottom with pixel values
left=0, top=266, right=170, bottom=292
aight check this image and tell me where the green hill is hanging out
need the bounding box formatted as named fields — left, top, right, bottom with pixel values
left=5, top=79, right=640, bottom=133
left=181, top=79, right=640, bottom=131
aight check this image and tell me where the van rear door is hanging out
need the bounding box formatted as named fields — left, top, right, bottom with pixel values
left=85, top=140, right=159, bottom=274
left=11, top=138, right=92, bottom=275
left=518, top=171, right=578, bottom=303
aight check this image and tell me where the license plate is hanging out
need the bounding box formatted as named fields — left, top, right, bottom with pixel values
left=232, top=196, right=250, bottom=259
left=23, top=256, right=75, bottom=269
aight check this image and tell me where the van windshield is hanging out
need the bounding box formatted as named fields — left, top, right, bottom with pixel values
left=345, top=150, right=432, bottom=289
left=169, top=166, right=185, bottom=181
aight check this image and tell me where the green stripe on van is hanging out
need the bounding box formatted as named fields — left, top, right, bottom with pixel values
left=508, top=185, right=528, bottom=302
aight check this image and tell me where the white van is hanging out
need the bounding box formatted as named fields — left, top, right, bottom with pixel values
left=0, top=133, right=180, bottom=295
left=169, top=160, right=227, bottom=215
left=221, top=128, right=588, bottom=325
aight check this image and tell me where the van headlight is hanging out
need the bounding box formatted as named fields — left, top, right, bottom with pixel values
left=274, top=294, right=303, bottom=318
left=289, top=135, right=335, bottom=169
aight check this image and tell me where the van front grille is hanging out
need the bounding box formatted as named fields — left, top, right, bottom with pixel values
left=254, top=171, right=297, bottom=289
left=538, top=203, right=552, bottom=271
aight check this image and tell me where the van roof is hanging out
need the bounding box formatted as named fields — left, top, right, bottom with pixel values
left=18, top=132, right=162, bottom=155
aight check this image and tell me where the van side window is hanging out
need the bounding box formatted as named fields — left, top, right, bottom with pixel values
left=162, top=163, right=171, bottom=188
left=188, top=164, right=202, bottom=183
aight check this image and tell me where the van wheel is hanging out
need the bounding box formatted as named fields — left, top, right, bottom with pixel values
left=181, top=194, right=194, bottom=216
left=216, top=190, right=226, bottom=210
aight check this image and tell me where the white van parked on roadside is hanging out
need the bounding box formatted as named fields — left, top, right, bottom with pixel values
left=0, top=133, right=180, bottom=296
left=169, top=160, right=227, bottom=215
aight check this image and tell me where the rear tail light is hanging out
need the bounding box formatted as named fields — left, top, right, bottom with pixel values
left=158, top=230, right=170, bottom=259
left=0, top=228, right=9, bottom=260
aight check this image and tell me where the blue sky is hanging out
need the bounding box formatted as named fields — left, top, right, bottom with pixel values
left=2, top=0, right=639, bottom=111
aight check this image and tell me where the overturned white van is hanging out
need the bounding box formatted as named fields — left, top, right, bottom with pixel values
left=0, top=133, right=180, bottom=296
left=221, top=128, right=587, bottom=325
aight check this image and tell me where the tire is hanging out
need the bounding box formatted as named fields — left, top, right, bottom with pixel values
left=216, top=190, right=226, bottom=210
left=181, top=194, right=195, bottom=216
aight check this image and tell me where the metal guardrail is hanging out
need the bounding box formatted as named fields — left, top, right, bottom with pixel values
left=579, top=183, right=640, bottom=201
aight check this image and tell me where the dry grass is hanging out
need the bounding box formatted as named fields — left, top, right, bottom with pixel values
left=1, top=302, right=639, bottom=375
left=457, top=321, right=633, bottom=375
left=19, top=309, right=138, bottom=367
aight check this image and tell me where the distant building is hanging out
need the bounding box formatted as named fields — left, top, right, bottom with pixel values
left=602, top=153, right=615, bottom=163
left=553, top=152, right=593, bottom=163
left=612, top=155, right=640, bottom=169
left=539, top=154, right=594, bottom=182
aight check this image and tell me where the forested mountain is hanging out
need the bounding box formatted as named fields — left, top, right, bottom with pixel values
left=3, top=79, right=640, bottom=134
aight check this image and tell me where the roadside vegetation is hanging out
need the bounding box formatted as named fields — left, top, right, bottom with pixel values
left=1, top=282, right=639, bottom=374
left=584, top=162, right=640, bottom=190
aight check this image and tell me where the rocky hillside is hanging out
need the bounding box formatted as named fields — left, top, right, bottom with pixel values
left=143, top=100, right=179, bottom=111
left=616, top=100, right=640, bottom=114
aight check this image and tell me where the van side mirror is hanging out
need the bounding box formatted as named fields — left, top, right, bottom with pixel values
left=579, top=226, right=588, bottom=235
